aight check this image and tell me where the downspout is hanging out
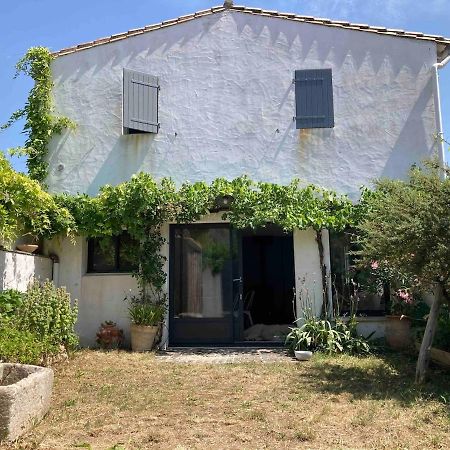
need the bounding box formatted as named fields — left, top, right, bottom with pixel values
left=432, top=54, right=450, bottom=166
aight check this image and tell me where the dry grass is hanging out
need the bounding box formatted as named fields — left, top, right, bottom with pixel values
left=3, top=350, right=450, bottom=450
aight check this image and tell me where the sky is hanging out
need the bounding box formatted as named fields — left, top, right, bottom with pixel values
left=1, top=0, right=449, bottom=172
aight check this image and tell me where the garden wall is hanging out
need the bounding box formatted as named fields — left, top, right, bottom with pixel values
left=0, top=250, right=53, bottom=292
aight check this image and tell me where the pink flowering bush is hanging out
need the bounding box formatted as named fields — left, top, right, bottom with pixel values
left=391, top=288, right=415, bottom=316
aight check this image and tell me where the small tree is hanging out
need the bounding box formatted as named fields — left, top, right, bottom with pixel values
left=356, top=159, right=450, bottom=383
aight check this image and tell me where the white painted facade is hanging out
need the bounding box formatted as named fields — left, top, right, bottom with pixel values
left=44, top=9, right=442, bottom=347
left=0, top=250, right=53, bottom=292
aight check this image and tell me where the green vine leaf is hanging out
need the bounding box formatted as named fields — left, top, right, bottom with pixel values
left=1, top=47, right=75, bottom=184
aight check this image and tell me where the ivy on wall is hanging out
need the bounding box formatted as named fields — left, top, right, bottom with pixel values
left=55, top=174, right=367, bottom=290
left=1, top=47, right=75, bottom=184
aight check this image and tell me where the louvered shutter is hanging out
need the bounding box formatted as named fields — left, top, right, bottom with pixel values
left=123, top=68, right=159, bottom=134
left=294, top=69, right=334, bottom=129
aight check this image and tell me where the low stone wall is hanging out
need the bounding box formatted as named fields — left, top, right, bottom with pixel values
left=0, top=364, right=54, bottom=441
left=0, top=250, right=53, bottom=292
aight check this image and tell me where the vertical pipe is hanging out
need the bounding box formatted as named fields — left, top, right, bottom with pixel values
left=52, top=262, right=60, bottom=287
left=433, top=54, right=450, bottom=167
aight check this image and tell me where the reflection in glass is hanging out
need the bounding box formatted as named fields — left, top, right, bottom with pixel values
left=173, top=227, right=232, bottom=319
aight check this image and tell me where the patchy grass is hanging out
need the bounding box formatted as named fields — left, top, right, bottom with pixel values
left=3, top=350, right=450, bottom=449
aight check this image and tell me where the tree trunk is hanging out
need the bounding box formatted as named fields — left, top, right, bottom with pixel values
left=315, top=229, right=329, bottom=318
left=415, top=283, right=444, bottom=384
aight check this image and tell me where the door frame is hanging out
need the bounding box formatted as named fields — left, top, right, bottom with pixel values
left=168, top=223, right=240, bottom=346
left=168, top=223, right=295, bottom=347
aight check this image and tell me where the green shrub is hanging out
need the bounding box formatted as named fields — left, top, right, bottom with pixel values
left=0, top=289, right=24, bottom=318
left=18, top=279, right=78, bottom=349
left=0, top=318, right=57, bottom=365
left=285, top=316, right=371, bottom=356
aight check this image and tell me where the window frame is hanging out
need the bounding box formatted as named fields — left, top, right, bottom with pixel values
left=87, top=234, right=138, bottom=274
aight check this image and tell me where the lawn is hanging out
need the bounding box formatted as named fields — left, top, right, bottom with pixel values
left=5, top=350, right=450, bottom=450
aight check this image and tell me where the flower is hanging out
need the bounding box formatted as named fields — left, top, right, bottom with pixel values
left=396, top=288, right=413, bottom=304
left=371, top=261, right=379, bottom=270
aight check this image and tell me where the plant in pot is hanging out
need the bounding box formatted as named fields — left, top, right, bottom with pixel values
left=126, top=287, right=166, bottom=352
left=385, top=287, right=415, bottom=350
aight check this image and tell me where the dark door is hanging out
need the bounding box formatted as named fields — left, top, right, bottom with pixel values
left=169, top=224, right=237, bottom=345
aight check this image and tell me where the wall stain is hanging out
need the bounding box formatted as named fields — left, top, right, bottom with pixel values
left=297, top=128, right=311, bottom=157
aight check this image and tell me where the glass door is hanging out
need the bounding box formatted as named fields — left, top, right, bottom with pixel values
left=169, top=224, right=236, bottom=345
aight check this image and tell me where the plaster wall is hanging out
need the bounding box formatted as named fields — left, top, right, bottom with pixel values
left=43, top=237, right=139, bottom=347
left=79, top=274, right=138, bottom=347
left=293, top=228, right=325, bottom=318
left=0, top=250, right=53, bottom=292
left=48, top=10, right=438, bottom=199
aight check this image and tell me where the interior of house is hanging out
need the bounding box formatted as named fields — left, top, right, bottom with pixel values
left=240, top=227, right=296, bottom=342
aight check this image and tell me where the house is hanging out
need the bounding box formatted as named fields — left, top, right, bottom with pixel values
left=43, top=2, right=450, bottom=347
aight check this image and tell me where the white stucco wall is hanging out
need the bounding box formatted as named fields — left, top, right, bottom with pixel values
left=43, top=237, right=139, bottom=347
left=80, top=274, right=138, bottom=347
left=48, top=10, right=438, bottom=199
left=0, top=250, right=53, bottom=292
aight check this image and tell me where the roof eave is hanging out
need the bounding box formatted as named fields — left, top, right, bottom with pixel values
left=50, top=5, right=450, bottom=59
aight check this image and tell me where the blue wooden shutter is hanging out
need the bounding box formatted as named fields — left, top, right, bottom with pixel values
left=295, top=69, right=334, bottom=129
left=123, top=68, right=159, bottom=134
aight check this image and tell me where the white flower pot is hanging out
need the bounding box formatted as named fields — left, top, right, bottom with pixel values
left=295, top=350, right=313, bottom=361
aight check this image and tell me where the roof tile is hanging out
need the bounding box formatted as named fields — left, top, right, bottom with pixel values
left=52, top=4, right=450, bottom=58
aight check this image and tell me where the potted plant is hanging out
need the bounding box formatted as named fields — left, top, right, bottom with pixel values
left=385, top=288, right=414, bottom=349
left=126, top=288, right=166, bottom=352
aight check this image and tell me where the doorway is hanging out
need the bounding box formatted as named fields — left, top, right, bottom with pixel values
left=169, top=224, right=295, bottom=346
left=239, top=226, right=296, bottom=343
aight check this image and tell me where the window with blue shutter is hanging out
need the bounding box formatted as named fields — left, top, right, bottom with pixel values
left=123, top=68, right=159, bottom=134
left=294, top=69, right=334, bottom=129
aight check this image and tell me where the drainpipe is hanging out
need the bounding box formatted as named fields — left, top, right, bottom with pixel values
left=49, top=253, right=60, bottom=287
left=432, top=54, right=450, bottom=166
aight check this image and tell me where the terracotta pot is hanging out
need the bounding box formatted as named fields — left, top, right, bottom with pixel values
left=130, top=324, right=158, bottom=352
left=385, top=315, right=412, bottom=349
left=96, top=322, right=124, bottom=349
left=16, top=244, right=39, bottom=253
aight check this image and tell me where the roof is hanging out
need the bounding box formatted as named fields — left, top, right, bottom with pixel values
left=52, top=4, right=450, bottom=61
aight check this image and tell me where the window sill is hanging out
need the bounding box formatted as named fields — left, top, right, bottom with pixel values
left=340, top=315, right=386, bottom=322
left=83, top=272, right=134, bottom=277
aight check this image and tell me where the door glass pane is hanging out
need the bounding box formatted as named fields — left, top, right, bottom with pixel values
left=173, top=227, right=232, bottom=319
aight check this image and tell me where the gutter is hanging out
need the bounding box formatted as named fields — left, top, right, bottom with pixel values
left=432, top=54, right=450, bottom=165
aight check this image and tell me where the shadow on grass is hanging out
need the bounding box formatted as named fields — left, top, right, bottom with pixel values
left=293, top=351, right=450, bottom=407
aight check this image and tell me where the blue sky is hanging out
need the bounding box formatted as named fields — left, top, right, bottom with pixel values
left=1, top=0, right=449, bottom=172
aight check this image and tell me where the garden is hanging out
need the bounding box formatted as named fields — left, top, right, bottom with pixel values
left=1, top=351, right=449, bottom=449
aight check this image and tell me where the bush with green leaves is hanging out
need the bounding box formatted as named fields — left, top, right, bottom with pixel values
left=18, top=279, right=78, bottom=349
left=285, top=316, right=371, bottom=356
left=0, top=289, right=24, bottom=318
left=356, top=159, right=450, bottom=382
left=0, top=318, right=57, bottom=365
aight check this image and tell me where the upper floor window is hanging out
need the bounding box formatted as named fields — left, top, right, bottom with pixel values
left=87, top=233, right=139, bottom=273
left=294, top=69, right=334, bottom=129
left=123, top=68, right=159, bottom=134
